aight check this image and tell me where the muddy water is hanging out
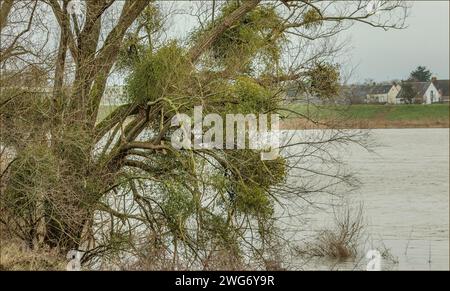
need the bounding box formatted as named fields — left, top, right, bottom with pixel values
left=282, top=128, right=449, bottom=270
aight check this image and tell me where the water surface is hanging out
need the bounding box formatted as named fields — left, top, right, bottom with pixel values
left=283, top=128, right=449, bottom=270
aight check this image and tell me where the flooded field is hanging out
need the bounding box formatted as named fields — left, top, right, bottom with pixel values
left=282, top=128, right=449, bottom=270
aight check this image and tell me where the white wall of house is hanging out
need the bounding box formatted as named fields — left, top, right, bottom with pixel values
left=423, top=83, right=440, bottom=104
left=388, top=85, right=401, bottom=104
left=367, top=85, right=400, bottom=104
left=368, top=93, right=388, bottom=103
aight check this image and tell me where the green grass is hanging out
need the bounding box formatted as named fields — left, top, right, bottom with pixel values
left=385, top=104, right=450, bottom=121
left=283, top=104, right=449, bottom=121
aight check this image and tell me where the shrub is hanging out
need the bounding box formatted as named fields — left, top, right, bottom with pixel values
left=299, top=204, right=364, bottom=259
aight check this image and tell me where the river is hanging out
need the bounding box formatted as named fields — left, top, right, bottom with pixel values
left=280, top=128, right=449, bottom=270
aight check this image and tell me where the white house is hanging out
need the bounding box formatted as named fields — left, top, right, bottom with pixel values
left=422, top=82, right=440, bottom=104
left=365, top=84, right=388, bottom=103
left=344, top=83, right=401, bottom=104
left=397, top=80, right=444, bottom=104
left=387, top=84, right=402, bottom=104
left=431, top=78, right=449, bottom=103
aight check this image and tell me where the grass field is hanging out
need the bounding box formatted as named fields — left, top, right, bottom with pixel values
left=282, top=104, right=449, bottom=129
left=98, top=104, right=450, bottom=129
left=284, top=104, right=449, bottom=120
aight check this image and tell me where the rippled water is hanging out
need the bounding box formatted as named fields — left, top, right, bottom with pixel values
left=282, top=128, right=449, bottom=270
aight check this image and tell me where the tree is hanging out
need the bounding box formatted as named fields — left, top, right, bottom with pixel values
left=409, top=66, right=432, bottom=82
left=1, top=0, right=409, bottom=269
left=401, top=83, right=418, bottom=104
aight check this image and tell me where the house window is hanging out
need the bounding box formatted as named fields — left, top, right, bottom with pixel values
left=431, top=90, right=435, bottom=103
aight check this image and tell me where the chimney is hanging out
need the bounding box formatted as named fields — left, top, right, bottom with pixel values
left=431, top=76, right=437, bottom=84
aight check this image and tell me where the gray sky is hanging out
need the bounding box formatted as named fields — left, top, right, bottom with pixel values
left=116, top=1, right=449, bottom=86
left=346, top=0, right=449, bottom=83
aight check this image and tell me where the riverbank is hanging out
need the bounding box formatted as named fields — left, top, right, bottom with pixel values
left=281, top=104, right=449, bottom=129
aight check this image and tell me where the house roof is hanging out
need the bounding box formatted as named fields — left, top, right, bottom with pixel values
left=368, top=84, right=393, bottom=95
left=433, top=80, right=449, bottom=97
left=397, top=81, right=430, bottom=99
left=346, top=85, right=370, bottom=98
left=343, top=83, right=393, bottom=98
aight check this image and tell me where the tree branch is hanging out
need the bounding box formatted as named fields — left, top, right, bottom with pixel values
left=188, top=0, right=261, bottom=63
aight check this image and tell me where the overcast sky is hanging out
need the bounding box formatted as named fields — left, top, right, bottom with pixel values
left=120, top=1, right=450, bottom=85
left=346, top=0, right=449, bottom=83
